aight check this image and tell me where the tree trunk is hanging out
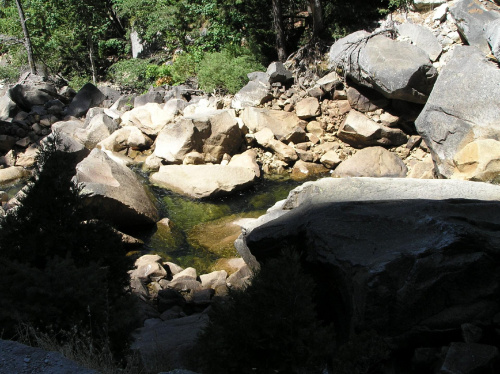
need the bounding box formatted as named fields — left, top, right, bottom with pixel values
left=272, top=0, right=287, bottom=62
left=309, top=0, right=324, bottom=38
left=15, top=0, right=36, bottom=74
left=87, top=32, right=97, bottom=85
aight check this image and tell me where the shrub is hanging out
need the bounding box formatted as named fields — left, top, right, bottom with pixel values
left=193, top=251, right=335, bottom=373
left=0, top=134, right=136, bottom=356
left=197, top=47, right=265, bottom=94
left=107, top=58, right=153, bottom=91
left=0, top=65, right=19, bottom=83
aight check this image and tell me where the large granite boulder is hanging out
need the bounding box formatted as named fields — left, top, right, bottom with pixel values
left=0, top=166, right=29, bottom=185
left=154, top=119, right=203, bottom=163
left=397, top=23, right=442, bottom=61
left=449, top=0, right=500, bottom=55
left=0, top=94, right=17, bottom=120
left=98, top=126, right=153, bottom=152
left=231, top=80, right=272, bottom=109
left=337, top=110, right=407, bottom=148
left=202, top=110, right=243, bottom=162
left=66, top=83, right=106, bottom=118
left=329, top=32, right=437, bottom=104
left=240, top=107, right=302, bottom=139
left=452, top=138, right=500, bottom=182
left=237, top=177, right=500, bottom=348
left=415, top=46, right=500, bottom=178
left=8, top=83, right=57, bottom=112
left=486, top=18, right=500, bottom=60
left=74, top=148, right=158, bottom=227
left=121, top=102, right=174, bottom=136
left=333, top=147, right=407, bottom=177
left=254, top=127, right=298, bottom=163
left=150, top=164, right=257, bottom=199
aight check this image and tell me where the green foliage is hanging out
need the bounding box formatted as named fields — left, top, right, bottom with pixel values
left=193, top=251, right=335, bottom=373
left=107, top=58, right=153, bottom=91
left=0, top=134, right=136, bottom=355
left=0, top=65, right=19, bottom=83
left=197, top=47, right=265, bottom=94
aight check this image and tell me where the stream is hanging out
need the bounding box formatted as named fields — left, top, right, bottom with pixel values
left=139, top=172, right=304, bottom=274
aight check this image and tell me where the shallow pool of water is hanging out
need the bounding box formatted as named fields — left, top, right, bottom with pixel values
left=141, top=174, right=303, bottom=273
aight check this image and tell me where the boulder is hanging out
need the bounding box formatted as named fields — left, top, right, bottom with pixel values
left=291, top=160, right=329, bottom=181
left=295, top=97, right=320, bottom=119
left=134, top=90, right=164, bottom=108
left=150, top=164, right=257, bottom=199
left=131, top=314, right=209, bottom=373
left=98, top=126, right=153, bottom=152
left=74, top=148, right=158, bottom=228
left=415, top=46, right=500, bottom=178
left=397, top=23, right=442, bottom=61
left=439, top=342, right=499, bottom=374
left=452, top=139, right=500, bottom=182
left=333, top=147, right=407, bottom=177
left=8, top=83, right=57, bottom=112
left=320, top=150, right=342, bottom=169
left=316, top=71, right=342, bottom=92
left=200, top=270, right=228, bottom=289
left=0, top=94, right=16, bottom=120
left=66, top=83, right=106, bottom=118
left=266, top=62, right=293, bottom=83
left=413, top=0, right=446, bottom=11
left=449, top=0, right=500, bottom=55
left=76, top=113, right=118, bottom=149
left=346, top=86, right=389, bottom=113
left=329, top=33, right=437, bottom=104
left=231, top=81, right=272, bottom=109
left=0, top=339, right=97, bottom=374
left=121, top=102, right=174, bottom=136
left=0, top=166, right=28, bottom=185
left=241, top=107, right=302, bottom=139
left=202, top=110, right=243, bottom=162
left=228, top=149, right=261, bottom=178
left=0, top=135, right=17, bottom=153
left=254, top=127, right=298, bottom=163
left=338, top=110, right=407, bottom=148
left=239, top=182, right=500, bottom=346
left=154, top=119, right=203, bottom=163
left=486, top=18, right=500, bottom=60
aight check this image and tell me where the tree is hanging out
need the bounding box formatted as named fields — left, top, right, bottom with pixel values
left=11, top=0, right=35, bottom=73
left=0, top=134, right=136, bottom=355
left=272, top=0, right=287, bottom=61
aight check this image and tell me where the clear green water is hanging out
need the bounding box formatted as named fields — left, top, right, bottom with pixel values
left=142, top=174, right=302, bottom=273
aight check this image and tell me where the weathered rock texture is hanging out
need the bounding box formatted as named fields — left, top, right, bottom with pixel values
left=329, top=32, right=437, bottom=103
left=74, top=149, right=158, bottom=227
left=415, top=46, right=500, bottom=178
left=239, top=178, right=500, bottom=348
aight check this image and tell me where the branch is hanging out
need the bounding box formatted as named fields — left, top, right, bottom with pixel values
left=0, top=34, right=24, bottom=46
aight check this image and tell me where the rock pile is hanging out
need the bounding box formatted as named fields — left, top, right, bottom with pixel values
left=129, top=254, right=251, bottom=372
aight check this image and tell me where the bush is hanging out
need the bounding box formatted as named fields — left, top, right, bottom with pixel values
left=193, top=251, right=335, bottom=373
left=0, top=65, right=19, bottom=83
left=197, top=47, right=265, bottom=94
left=107, top=58, right=153, bottom=91
left=0, top=134, right=136, bottom=356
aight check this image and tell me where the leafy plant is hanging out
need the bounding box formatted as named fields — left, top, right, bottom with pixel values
left=193, top=251, right=335, bottom=373
left=107, top=58, right=153, bottom=91
left=0, top=65, right=19, bottom=83
left=197, top=46, right=264, bottom=94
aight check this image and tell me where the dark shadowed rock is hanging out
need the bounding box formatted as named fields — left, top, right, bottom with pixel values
left=9, top=83, right=57, bottom=112
left=346, top=85, right=389, bottom=113
left=66, top=83, right=105, bottom=118
left=439, top=342, right=499, bottom=374
left=266, top=62, right=293, bottom=83
left=241, top=195, right=500, bottom=348
left=0, top=339, right=97, bottom=374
